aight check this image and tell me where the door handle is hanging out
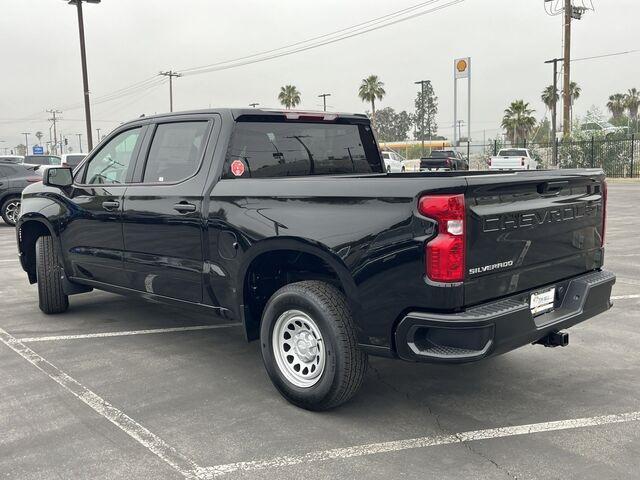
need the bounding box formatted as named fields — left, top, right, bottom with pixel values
left=102, top=200, right=120, bottom=211
left=173, top=202, right=197, bottom=213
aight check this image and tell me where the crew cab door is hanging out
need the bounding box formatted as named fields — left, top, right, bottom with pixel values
left=121, top=116, right=216, bottom=303
left=60, top=126, right=145, bottom=286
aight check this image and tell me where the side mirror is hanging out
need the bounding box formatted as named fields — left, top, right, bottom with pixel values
left=43, top=167, right=73, bottom=188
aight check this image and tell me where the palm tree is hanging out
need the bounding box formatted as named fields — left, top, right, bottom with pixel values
left=278, top=85, right=301, bottom=109
left=35, top=131, right=44, bottom=146
left=541, top=85, right=559, bottom=142
left=607, top=93, right=626, bottom=119
left=358, top=75, right=386, bottom=127
left=625, top=87, right=640, bottom=121
left=541, top=85, right=559, bottom=111
left=501, top=100, right=536, bottom=145
left=568, top=81, right=581, bottom=127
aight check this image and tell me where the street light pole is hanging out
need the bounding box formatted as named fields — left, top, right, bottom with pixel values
left=544, top=57, right=562, bottom=165
left=67, top=0, right=99, bottom=152
left=21, top=133, right=31, bottom=154
left=318, top=93, right=331, bottom=112
left=77, top=133, right=83, bottom=152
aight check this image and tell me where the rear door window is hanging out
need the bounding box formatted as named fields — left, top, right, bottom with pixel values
left=223, top=121, right=382, bottom=179
left=142, top=122, right=209, bottom=183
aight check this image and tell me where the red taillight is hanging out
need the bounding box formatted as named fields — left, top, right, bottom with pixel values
left=601, top=180, right=607, bottom=247
left=418, top=194, right=466, bottom=283
left=26, top=176, right=42, bottom=183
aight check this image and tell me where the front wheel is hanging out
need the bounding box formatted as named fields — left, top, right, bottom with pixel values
left=36, top=236, right=69, bottom=314
left=260, top=281, right=368, bottom=410
left=1, top=197, right=21, bottom=226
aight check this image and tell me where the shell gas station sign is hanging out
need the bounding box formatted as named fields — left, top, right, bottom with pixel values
left=455, top=57, right=470, bottom=79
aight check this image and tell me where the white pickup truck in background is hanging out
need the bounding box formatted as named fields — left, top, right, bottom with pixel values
left=489, top=148, right=538, bottom=170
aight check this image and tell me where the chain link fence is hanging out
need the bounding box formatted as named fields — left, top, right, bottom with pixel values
left=465, top=135, right=639, bottom=178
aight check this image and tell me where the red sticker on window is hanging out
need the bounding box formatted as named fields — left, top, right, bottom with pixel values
left=230, top=159, right=245, bottom=177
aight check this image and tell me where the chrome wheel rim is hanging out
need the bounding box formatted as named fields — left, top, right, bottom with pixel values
left=272, top=309, right=325, bottom=388
left=4, top=200, right=20, bottom=224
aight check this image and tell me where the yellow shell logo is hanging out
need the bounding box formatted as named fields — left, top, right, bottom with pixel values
left=456, top=59, right=468, bottom=72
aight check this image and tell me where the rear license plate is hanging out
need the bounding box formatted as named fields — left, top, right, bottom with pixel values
left=530, top=287, right=556, bottom=315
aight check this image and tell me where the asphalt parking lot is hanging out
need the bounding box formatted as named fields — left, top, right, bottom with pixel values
left=1, top=183, right=639, bottom=480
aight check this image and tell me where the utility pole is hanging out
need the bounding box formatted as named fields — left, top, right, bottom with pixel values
left=545, top=57, right=562, bottom=164
left=414, top=80, right=429, bottom=156
left=318, top=93, right=331, bottom=112
left=159, top=70, right=182, bottom=112
left=249, top=103, right=260, bottom=108
left=47, top=109, right=62, bottom=155
left=66, top=0, right=100, bottom=151
left=562, top=0, right=572, bottom=138
left=21, top=133, right=31, bottom=154
left=77, top=133, right=83, bottom=152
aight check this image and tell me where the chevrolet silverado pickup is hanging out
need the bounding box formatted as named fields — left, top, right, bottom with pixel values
left=16, top=109, right=614, bottom=410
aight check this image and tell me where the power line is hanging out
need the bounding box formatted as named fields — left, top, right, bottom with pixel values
left=180, top=0, right=465, bottom=76
left=572, top=49, right=640, bottom=62
left=181, top=0, right=446, bottom=75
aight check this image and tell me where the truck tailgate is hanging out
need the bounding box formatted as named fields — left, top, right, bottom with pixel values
left=464, top=170, right=606, bottom=306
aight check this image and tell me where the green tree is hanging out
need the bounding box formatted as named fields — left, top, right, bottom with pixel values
left=501, top=100, right=536, bottom=145
left=278, top=85, right=301, bottom=109
left=607, top=93, right=626, bottom=119
left=358, top=75, right=385, bottom=127
left=374, top=107, right=412, bottom=142
left=532, top=117, right=551, bottom=143
left=413, top=80, right=438, bottom=146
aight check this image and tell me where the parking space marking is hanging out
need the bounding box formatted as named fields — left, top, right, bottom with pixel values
left=196, top=411, right=640, bottom=478
left=611, top=294, right=640, bottom=300
left=19, top=323, right=242, bottom=343
left=0, top=327, right=203, bottom=479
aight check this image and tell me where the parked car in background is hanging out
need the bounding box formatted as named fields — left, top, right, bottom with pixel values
left=60, top=153, right=86, bottom=169
left=581, top=121, right=627, bottom=137
left=381, top=150, right=406, bottom=172
left=0, top=155, right=25, bottom=164
left=0, top=163, right=41, bottom=225
left=23, top=155, right=62, bottom=170
left=420, top=149, right=468, bottom=171
left=489, top=148, right=538, bottom=171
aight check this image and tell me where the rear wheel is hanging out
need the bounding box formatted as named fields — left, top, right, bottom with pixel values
left=260, top=280, right=368, bottom=410
left=36, top=236, right=69, bottom=314
left=1, top=197, right=21, bottom=226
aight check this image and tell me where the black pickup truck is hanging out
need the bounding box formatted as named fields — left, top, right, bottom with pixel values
left=16, top=109, right=614, bottom=410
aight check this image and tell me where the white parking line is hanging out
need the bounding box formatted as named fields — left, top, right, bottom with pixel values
left=19, top=323, right=242, bottom=343
left=611, top=294, right=640, bottom=300
left=196, top=411, right=640, bottom=478
left=0, top=327, right=203, bottom=479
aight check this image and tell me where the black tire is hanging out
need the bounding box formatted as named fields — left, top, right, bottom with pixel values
left=260, top=280, right=368, bottom=411
left=36, top=236, right=69, bottom=314
left=1, top=196, right=21, bottom=226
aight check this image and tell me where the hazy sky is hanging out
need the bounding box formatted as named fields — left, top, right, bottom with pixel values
left=1, top=0, right=638, bottom=152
